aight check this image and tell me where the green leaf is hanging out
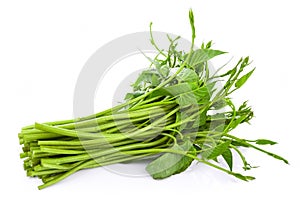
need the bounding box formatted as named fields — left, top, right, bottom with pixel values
left=212, top=99, right=227, bottom=110
left=178, top=108, right=207, bottom=131
left=158, top=65, right=170, bottom=77
left=241, top=56, right=250, bottom=68
left=231, top=140, right=250, bottom=147
left=234, top=68, right=255, bottom=88
left=198, top=110, right=207, bottom=127
left=176, top=84, right=211, bottom=106
left=124, top=91, right=144, bottom=100
left=151, top=73, right=160, bottom=86
left=202, top=141, right=231, bottom=160
left=132, top=69, right=161, bottom=90
left=146, top=141, right=196, bottom=179
left=184, top=49, right=226, bottom=68
left=176, top=91, right=198, bottom=106
left=232, top=172, right=255, bottom=181
left=266, top=152, right=289, bottom=164
left=229, top=115, right=249, bottom=130
left=197, top=85, right=211, bottom=103
left=189, top=9, right=196, bottom=40
left=238, top=101, right=248, bottom=111
left=177, top=68, right=199, bottom=83
left=150, top=82, right=209, bottom=106
left=175, top=110, right=191, bottom=130
left=222, top=148, right=233, bottom=171
left=210, top=123, right=226, bottom=132
left=255, top=139, right=278, bottom=145
left=151, top=82, right=197, bottom=97
left=205, top=41, right=213, bottom=49
left=219, top=67, right=237, bottom=78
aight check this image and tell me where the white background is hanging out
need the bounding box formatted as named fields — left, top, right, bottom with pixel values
left=1, top=0, right=299, bottom=204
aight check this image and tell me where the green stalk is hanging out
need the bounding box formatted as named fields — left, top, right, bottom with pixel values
left=38, top=152, right=153, bottom=190
left=40, top=136, right=169, bottom=165
left=224, top=133, right=289, bottom=164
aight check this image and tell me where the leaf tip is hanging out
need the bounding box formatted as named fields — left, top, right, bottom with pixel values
left=245, top=176, right=256, bottom=181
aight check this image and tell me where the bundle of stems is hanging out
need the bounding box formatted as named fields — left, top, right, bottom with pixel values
left=19, top=10, right=288, bottom=190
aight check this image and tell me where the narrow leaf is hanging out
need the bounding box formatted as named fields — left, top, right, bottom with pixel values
left=267, top=152, right=289, bottom=164
left=232, top=172, right=255, bottom=181
left=222, top=148, right=233, bottom=171
left=255, top=139, right=278, bottom=145
left=219, top=67, right=237, bottom=78
left=235, top=68, right=255, bottom=88
left=230, top=115, right=249, bottom=130
left=231, top=140, right=250, bottom=147
left=189, top=9, right=196, bottom=40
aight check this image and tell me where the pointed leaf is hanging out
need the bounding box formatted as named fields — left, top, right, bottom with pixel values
left=176, top=91, right=198, bottom=106
left=222, top=148, right=233, bottom=171
left=235, top=68, right=255, bottom=88
left=232, top=172, right=255, bottom=181
left=266, top=152, right=289, bottom=164
left=184, top=49, right=227, bottom=68
left=124, top=91, right=144, bottom=100
left=231, top=140, right=249, bottom=147
left=177, top=68, right=199, bottom=83
left=202, top=141, right=231, bottom=160
left=219, top=67, right=237, bottom=78
left=255, top=139, right=277, bottom=145
left=230, top=115, right=249, bottom=130
left=150, top=82, right=205, bottom=106
left=238, top=101, right=248, bottom=111
left=146, top=141, right=196, bottom=179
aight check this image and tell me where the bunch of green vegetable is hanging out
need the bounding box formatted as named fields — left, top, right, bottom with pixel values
left=19, top=10, right=288, bottom=190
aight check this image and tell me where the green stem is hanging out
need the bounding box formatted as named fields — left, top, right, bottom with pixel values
left=224, top=133, right=289, bottom=164
left=38, top=152, right=154, bottom=190
left=40, top=136, right=169, bottom=165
